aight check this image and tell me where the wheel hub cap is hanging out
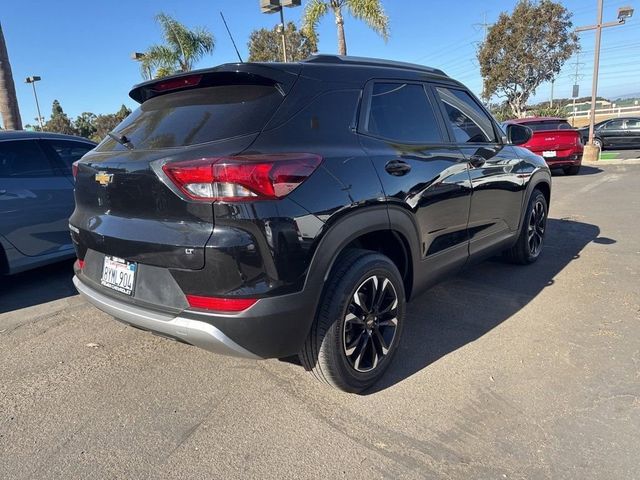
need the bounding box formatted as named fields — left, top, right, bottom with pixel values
left=343, top=275, right=399, bottom=373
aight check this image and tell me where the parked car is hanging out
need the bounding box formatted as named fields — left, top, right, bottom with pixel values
left=0, top=131, right=95, bottom=275
left=502, top=117, right=583, bottom=175
left=577, top=117, right=640, bottom=150
left=71, top=55, right=551, bottom=392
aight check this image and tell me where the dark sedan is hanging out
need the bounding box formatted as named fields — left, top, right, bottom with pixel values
left=0, top=131, right=96, bottom=274
left=578, top=117, right=640, bottom=150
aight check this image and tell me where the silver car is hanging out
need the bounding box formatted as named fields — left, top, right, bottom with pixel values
left=0, top=131, right=95, bottom=274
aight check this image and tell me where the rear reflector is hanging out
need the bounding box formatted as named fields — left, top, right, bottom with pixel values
left=186, top=295, right=257, bottom=312
left=151, top=75, right=202, bottom=93
left=162, top=153, right=322, bottom=202
left=76, top=259, right=85, bottom=270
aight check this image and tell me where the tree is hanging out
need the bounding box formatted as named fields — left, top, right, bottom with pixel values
left=91, top=105, right=131, bottom=143
left=478, top=0, right=579, bottom=118
left=139, top=13, right=215, bottom=79
left=248, top=22, right=317, bottom=62
left=43, top=100, right=76, bottom=135
left=75, top=112, right=98, bottom=139
left=0, top=22, right=22, bottom=130
left=301, top=0, right=389, bottom=56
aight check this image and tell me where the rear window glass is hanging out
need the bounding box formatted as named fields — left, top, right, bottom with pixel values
left=525, top=120, right=572, bottom=131
left=97, top=84, right=283, bottom=151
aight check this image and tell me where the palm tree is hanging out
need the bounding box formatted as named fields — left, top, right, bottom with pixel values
left=301, top=0, right=389, bottom=56
left=140, top=13, right=215, bottom=79
left=0, top=22, right=22, bottom=130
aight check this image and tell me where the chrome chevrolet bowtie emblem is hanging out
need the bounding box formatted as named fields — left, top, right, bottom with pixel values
left=95, top=172, right=113, bottom=186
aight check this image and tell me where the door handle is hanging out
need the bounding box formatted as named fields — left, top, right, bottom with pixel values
left=468, top=155, right=486, bottom=168
left=385, top=160, right=412, bottom=176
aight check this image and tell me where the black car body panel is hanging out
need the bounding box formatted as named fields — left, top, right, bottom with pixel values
left=71, top=56, right=551, bottom=358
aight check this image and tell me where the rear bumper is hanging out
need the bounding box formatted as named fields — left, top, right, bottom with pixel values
left=543, top=154, right=582, bottom=168
left=73, top=276, right=262, bottom=359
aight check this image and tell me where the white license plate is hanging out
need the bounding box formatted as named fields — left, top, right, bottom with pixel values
left=542, top=150, right=557, bottom=158
left=101, top=256, right=137, bottom=295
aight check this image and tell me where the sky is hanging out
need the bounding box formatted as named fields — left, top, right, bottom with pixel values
left=2, top=0, right=639, bottom=126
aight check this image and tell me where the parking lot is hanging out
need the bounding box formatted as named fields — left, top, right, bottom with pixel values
left=1, top=163, right=639, bottom=479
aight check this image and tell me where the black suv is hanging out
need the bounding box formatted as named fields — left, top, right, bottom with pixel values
left=71, top=55, right=550, bottom=392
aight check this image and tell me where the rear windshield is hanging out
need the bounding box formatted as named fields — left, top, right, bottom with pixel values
left=97, top=84, right=283, bottom=151
left=525, top=120, right=572, bottom=131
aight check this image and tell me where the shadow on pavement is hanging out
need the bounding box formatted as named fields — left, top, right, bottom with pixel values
left=0, top=259, right=76, bottom=314
left=368, top=218, right=603, bottom=394
left=551, top=165, right=602, bottom=176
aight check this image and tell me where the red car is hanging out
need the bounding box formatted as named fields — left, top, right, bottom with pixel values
left=503, top=117, right=583, bottom=175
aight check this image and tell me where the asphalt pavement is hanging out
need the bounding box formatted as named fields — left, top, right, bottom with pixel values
left=1, top=163, right=639, bottom=479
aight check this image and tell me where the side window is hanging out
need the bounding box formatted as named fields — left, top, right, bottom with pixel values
left=45, top=140, right=94, bottom=175
left=604, top=120, right=624, bottom=130
left=435, top=87, right=497, bottom=144
left=624, top=119, right=640, bottom=129
left=364, top=82, right=443, bottom=143
left=0, top=140, right=57, bottom=178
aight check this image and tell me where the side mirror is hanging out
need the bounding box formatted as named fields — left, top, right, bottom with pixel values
left=506, top=124, right=533, bottom=146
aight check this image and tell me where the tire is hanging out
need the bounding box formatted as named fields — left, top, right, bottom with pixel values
left=504, top=189, right=548, bottom=265
left=564, top=165, right=581, bottom=175
left=299, top=249, right=405, bottom=393
left=593, top=138, right=603, bottom=150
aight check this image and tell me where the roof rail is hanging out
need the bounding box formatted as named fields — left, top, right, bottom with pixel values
left=302, top=54, right=447, bottom=77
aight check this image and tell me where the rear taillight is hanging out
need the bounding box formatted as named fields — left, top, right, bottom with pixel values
left=72, top=160, right=80, bottom=181
left=76, top=259, right=85, bottom=270
left=186, top=295, right=257, bottom=312
left=162, top=154, right=322, bottom=202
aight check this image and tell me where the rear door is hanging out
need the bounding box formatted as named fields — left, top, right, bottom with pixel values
left=0, top=139, right=75, bottom=257
left=358, top=80, right=472, bottom=279
left=71, top=70, right=294, bottom=270
left=600, top=119, right=626, bottom=147
left=623, top=118, right=640, bottom=147
left=432, top=86, right=525, bottom=257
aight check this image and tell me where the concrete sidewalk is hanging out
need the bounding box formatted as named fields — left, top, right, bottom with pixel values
left=584, top=149, right=640, bottom=165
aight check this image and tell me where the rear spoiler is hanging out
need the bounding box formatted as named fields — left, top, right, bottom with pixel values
left=129, top=63, right=302, bottom=103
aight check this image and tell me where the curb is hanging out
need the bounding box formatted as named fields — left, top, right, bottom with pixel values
left=583, top=158, right=640, bottom=166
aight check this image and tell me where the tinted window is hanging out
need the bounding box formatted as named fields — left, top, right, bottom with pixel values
left=365, top=83, right=443, bottom=143
left=46, top=140, right=94, bottom=175
left=0, top=140, right=57, bottom=178
left=625, top=119, right=640, bottom=129
left=525, top=120, right=572, bottom=131
left=436, top=87, right=497, bottom=143
left=97, top=84, right=283, bottom=151
left=604, top=120, right=624, bottom=130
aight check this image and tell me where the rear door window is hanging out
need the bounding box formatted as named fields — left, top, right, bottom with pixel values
left=435, top=87, right=497, bottom=144
left=43, top=140, right=94, bottom=175
left=97, top=84, right=284, bottom=151
left=363, top=82, right=444, bottom=143
left=0, top=140, right=58, bottom=178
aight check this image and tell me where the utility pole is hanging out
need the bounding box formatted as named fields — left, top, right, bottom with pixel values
left=576, top=2, right=634, bottom=160
left=569, top=53, right=585, bottom=126
left=473, top=12, right=492, bottom=100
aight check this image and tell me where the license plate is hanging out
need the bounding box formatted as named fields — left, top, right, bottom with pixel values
left=542, top=150, right=557, bottom=158
left=101, top=256, right=137, bottom=295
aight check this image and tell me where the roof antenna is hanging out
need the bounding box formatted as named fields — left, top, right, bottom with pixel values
left=220, top=11, right=244, bottom=63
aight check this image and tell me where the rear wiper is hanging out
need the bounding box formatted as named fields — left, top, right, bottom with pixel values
left=107, top=132, right=134, bottom=150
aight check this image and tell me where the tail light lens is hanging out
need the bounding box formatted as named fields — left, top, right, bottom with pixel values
left=186, top=295, right=257, bottom=312
left=76, top=259, right=85, bottom=270
left=72, top=160, right=80, bottom=181
left=162, top=154, right=322, bottom=202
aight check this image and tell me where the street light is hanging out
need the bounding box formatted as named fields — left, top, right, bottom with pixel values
left=131, top=52, right=152, bottom=79
left=259, top=0, right=301, bottom=62
left=576, top=2, right=634, bottom=161
left=24, top=76, right=44, bottom=130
